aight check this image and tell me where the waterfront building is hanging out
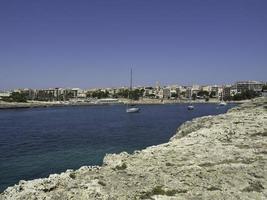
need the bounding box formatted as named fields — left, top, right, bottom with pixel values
left=107, top=88, right=117, bottom=96
left=230, top=85, right=238, bottom=96
left=202, top=85, right=212, bottom=93
left=178, top=86, right=187, bottom=98
left=72, top=88, right=86, bottom=99
left=21, top=89, right=37, bottom=100
left=191, top=85, right=202, bottom=95
left=34, top=88, right=78, bottom=101
left=262, top=87, right=267, bottom=97
left=222, top=85, right=232, bottom=100
left=169, top=86, right=180, bottom=99
left=157, top=88, right=164, bottom=99
left=179, top=86, right=187, bottom=93
left=186, top=87, right=192, bottom=98
left=211, top=85, right=220, bottom=97
left=143, top=87, right=154, bottom=98
left=35, top=89, right=55, bottom=101
left=235, top=81, right=264, bottom=93
left=162, top=88, right=171, bottom=99
left=217, top=87, right=224, bottom=99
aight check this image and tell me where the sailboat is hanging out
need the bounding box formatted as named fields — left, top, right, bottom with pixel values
left=126, top=69, right=140, bottom=113
left=219, top=101, right=227, bottom=106
left=219, top=87, right=227, bottom=106
left=187, top=91, right=194, bottom=110
left=187, top=104, right=194, bottom=110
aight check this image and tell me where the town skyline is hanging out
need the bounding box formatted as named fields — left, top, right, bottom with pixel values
left=1, top=79, right=266, bottom=91
left=1, top=80, right=265, bottom=104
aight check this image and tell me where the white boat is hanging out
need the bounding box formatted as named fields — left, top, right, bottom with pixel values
left=219, top=101, right=227, bottom=106
left=187, top=105, right=194, bottom=110
left=126, top=107, right=140, bottom=113
left=126, top=68, right=140, bottom=113
left=187, top=91, right=194, bottom=110
left=219, top=87, right=227, bottom=106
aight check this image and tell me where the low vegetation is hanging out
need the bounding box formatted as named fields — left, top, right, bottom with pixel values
left=242, top=181, right=264, bottom=193
left=114, top=163, right=127, bottom=170
left=69, top=173, right=76, bottom=179
left=1, top=92, right=27, bottom=103
left=98, top=181, right=106, bottom=186
left=86, top=88, right=144, bottom=100
left=227, top=90, right=261, bottom=101
left=140, top=186, right=178, bottom=199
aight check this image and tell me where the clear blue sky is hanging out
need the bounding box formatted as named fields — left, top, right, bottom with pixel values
left=0, top=0, right=266, bottom=89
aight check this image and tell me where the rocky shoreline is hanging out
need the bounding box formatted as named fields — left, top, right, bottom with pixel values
left=1, top=98, right=266, bottom=200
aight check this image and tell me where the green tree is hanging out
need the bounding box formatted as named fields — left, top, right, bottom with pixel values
left=129, top=89, right=143, bottom=100
left=209, top=91, right=216, bottom=98
left=170, top=93, right=178, bottom=98
left=197, top=91, right=209, bottom=97
left=192, top=93, right=197, bottom=100
left=2, top=92, right=27, bottom=102
left=180, top=91, right=186, bottom=97
left=147, top=94, right=156, bottom=98
left=90, top=90, right=109, bottom=99
left=232, top=90, right=260, bottom=101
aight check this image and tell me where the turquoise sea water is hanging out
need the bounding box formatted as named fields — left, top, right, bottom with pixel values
left=0, top=103, right=235, bottom=192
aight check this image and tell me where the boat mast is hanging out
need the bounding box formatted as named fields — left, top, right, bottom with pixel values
left=128, top=68, right=133, bottom=106
left=130, top=68, right=132, bottom=91
left=221, top=86, right=224, bottom=101
left=130, top=68, right=133, bottom=99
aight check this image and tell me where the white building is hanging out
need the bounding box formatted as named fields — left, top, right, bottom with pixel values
left=202, top=85, right=212, bottom=93
left=191, top=85, right=201, bottom=94
left=235, top=81, right=264, bottom=93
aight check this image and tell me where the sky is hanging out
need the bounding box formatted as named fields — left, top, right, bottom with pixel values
left=0, top=0, right=266, bottom=90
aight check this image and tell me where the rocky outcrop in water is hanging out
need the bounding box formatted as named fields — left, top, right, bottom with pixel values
left=1, top=98, right=266, bottom=200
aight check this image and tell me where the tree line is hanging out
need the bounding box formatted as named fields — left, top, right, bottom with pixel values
left=86, top=89, right=144, bottom=100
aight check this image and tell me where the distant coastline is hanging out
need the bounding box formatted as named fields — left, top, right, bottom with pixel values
left=0, top=98, right=247, bottom=110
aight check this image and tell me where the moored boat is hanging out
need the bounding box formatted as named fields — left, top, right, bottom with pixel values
left=219, top=86, right=227, bottom=106
left=126, top=68, right=140, bottom=113
left=219, top=101, right=227, bottom=106
left=187, top=105, right=194, bottom=110
left=126, top=107, right=140, bottom=113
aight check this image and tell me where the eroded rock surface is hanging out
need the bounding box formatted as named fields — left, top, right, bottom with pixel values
left=1, top=98, right=267, bottom=200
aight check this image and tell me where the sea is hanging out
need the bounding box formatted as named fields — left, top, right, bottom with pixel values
left=0, top=103, right=236, bottom=192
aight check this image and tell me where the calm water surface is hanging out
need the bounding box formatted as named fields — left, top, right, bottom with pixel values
left=0, top=103, right=235, bottom=191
